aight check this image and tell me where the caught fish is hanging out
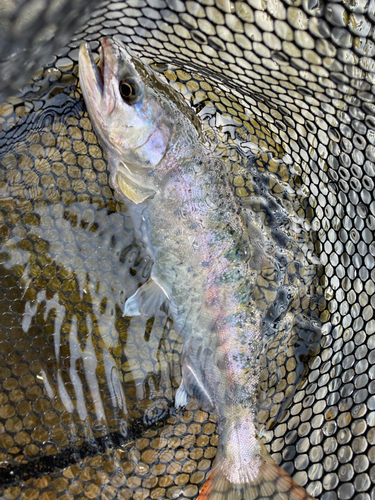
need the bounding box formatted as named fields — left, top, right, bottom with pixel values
left=79, top=38, right=314, bottom=500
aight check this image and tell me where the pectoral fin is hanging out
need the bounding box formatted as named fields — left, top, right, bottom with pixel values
left=117, top=171, right=155, bottom=204
left=124, top=279, right=169, bottom=317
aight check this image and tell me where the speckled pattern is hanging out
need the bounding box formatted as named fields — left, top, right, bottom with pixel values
left=0, top=0, right=374, bottom=499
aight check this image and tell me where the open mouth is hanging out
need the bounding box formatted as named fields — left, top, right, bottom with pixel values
left=80, top=41, right=105, bottom=95
left=92, top=44, right=104, bottom=94
left=97, top=45, right=104, bottom=90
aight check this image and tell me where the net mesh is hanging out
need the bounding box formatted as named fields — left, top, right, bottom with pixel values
left=0, top=0, right=103, bottom=102
left=0, top=1, right=374, bottom=500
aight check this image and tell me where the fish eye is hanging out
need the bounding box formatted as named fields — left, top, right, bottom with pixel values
left=119, top=77, right=142, bottom=104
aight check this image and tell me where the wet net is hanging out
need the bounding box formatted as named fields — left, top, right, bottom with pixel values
left=0, top=1, right=374, bottom=500
left=0, top=0, right=103, bottom=102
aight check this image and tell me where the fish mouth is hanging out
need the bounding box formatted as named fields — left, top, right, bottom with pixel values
left=98, top=46, right=104, bottom=90
left=80, top=37, right=135, bottom=117
left=79, top=41, right=104, bottom=98
left=79, top=37, right=124, bottom=104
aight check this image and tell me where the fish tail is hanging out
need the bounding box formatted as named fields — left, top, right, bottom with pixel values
left=197, top=442, right=315, bottom=500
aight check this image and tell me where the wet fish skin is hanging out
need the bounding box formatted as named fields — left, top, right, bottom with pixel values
left=79, top=38, right=314, bottom=500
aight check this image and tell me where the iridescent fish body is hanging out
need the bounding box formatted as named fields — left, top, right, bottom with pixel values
left=79, top=38, right=314, bottom=500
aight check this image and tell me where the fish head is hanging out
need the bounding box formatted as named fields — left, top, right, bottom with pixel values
left=79, top=37, right=176, bottom=204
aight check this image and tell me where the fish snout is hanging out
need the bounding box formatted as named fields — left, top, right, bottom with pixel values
left=100, top=36, right=133, bottom=65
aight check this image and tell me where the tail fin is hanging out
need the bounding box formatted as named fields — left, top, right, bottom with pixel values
left=197, top=442, right=314, bottom=500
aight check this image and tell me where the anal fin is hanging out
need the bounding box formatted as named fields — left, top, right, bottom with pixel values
left=198, top=443, right=315, bottom=500
left=124, top=279, right=168, bottom=317
left=174, top=341, right=216, bottom=409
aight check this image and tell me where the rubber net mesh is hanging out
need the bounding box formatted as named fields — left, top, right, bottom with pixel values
left=0, top=1, right=374, bottom=500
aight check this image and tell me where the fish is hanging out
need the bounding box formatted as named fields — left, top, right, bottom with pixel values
left=78, top=37, right=314, bottom=500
